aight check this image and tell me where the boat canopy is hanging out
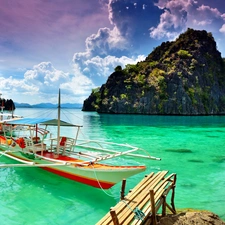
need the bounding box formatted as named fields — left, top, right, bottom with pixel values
left=5, top=117, right=82, bottom=127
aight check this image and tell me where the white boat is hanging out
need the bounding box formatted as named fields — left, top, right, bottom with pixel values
left=0, top=90, right=160, bottom=189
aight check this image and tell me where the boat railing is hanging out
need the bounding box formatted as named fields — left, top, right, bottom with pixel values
left=23, top=137, right=46, bottom=155
left=28, top=127, right=49, bottom=137
left=47, top=136, right=76, bottom=154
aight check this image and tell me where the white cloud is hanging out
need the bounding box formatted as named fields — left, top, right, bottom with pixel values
left=0, top=75, right=39, bottom=104
left=150, top=8, right=185, bottom=39
left=1, top=61, right=96, bottom=104
left=24, top=62, right=70, bottom=92
left=61, top=64, right=95, bottom=97
left=222, top=14, right=225, bottom=20
left=189, top=5, right=222, bottom=28
left=85, top=27, right=128, bottom=57
left=197, top=5, right=221, bottom=18
left=219, top=24, right=225, bottom=34
left=193, top=19, right=212, bottom=26
left=150, top=0, right=195, bottom=39
left=150, top=0, right=225, bottom=39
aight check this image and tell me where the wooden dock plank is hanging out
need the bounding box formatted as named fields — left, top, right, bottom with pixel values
left=97, top=171, right=167, bottom=225
left=114, top=171, right=169, bottom=224
left=129, top=182, right=169, bottom=225
left=117, top=172, right=169, bottom=224
left=96, top=172, right=162, bottom=225
left=97, top=171, right=176, bottom=225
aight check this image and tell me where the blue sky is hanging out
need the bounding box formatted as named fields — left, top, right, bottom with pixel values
left=0, top=0, right=225, bottom=104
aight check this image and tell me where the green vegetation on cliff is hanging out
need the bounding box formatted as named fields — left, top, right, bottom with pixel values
left=83, top=28, right=225, bottom=115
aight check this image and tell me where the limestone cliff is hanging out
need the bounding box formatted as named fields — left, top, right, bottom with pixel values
left=83, top=28, right=225, bottom=115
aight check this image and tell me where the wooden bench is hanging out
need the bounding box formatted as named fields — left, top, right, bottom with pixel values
left=97, top=171, right=176, bottom=225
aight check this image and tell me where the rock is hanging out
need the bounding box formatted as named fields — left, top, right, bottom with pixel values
left=82, top=28, right=225, bottom=115
left=157, top=211, right=225, bottom=225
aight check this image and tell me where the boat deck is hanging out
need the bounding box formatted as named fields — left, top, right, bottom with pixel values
left=96, top=171, right=177, bottom=225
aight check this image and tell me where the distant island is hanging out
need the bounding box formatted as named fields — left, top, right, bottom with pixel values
left=83, top=28, right=225, bottom=115
left=1, top=93, right=82, bottom=110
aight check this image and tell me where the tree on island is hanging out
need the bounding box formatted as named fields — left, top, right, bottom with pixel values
left=0, top=98, right=16, bottom=111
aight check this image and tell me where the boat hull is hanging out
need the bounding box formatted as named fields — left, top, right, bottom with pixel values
left=0, top=144, right=146, bottom=189
left=42, top=162, right=145, bottom=189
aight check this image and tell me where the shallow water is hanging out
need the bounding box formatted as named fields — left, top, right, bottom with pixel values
left=0, top=108, right=225, bottom=224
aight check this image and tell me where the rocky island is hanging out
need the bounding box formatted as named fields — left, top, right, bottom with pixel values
left=83, top=28, right=225, bottom=115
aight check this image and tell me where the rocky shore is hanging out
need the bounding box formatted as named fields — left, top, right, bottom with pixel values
left=156, top=210, right=225, bottom=225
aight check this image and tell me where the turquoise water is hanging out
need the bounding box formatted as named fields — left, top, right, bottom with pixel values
left=0, top=108, right=225, bottom=224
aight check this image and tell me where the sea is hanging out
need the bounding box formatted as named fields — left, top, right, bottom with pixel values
left=0, top=108, right=225, bottom=224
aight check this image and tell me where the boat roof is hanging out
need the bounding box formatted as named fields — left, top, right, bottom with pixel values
left=5, top=117, right=82, bottom=127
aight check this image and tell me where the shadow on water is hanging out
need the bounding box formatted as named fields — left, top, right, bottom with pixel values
left=212, top=155, right=225, bottom=163
left=165, top=149, right=193, bottom=153
left=180, top=182, right=197, bottom=189
left=188, top=159, right=204, bottom=163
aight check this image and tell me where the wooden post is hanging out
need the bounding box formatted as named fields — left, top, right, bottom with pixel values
left=150, top=189, right=157, bottom=225
left=120, top=179, right=126, bottom=200
left=171, top=174, right=177, bottom=213
left=162, top=195, right=166, bottom=216
left=166, top=203, right=176, bottom=214
left=110, top=207, right=119, bottom=225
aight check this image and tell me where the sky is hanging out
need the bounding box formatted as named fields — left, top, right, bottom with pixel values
left=1, top=0, right=225, bottom=104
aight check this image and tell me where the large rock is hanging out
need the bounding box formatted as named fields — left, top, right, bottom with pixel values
left=157, top=211, right=225, bottom=225
left=83, top=28, right=225, bottom=115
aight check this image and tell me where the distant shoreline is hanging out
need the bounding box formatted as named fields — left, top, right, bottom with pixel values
left=14, top=103, right=82, bottom=109
left=15, top=106, right=82, bottom=109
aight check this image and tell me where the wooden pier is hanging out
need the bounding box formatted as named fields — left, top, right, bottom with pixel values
left=97, top=171, right=177, bottom=225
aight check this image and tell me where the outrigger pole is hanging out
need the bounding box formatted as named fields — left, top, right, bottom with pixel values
left=0, top=93, right=5, bottom=121
left=56, top=89, right=61, bottom=157
left=0, top=93, right=4, bottom=114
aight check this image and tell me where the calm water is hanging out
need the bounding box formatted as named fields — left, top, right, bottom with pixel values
left=0, top=108, right=225, bottom=224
